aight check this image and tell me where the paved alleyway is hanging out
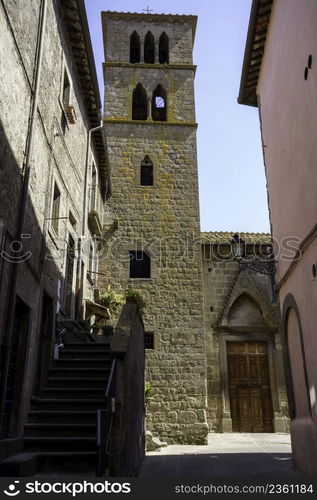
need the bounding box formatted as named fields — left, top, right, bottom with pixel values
left=141, top=433, right=304, bottom=478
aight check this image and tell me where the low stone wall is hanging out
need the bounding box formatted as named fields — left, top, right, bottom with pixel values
left=109, top=301, right=145, bottom=476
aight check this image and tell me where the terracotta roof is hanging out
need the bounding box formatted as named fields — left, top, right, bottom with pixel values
left=102, top=11, right=197, bottom=42
left=200, top=232, right=272, bottom=244
left=238, top=0, right=274, bottom=107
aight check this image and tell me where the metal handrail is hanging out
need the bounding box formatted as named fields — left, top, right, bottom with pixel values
left=96, top=358, right=117, bottom=477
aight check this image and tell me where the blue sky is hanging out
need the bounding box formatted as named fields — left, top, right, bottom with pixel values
left=84, top=0, right=270, bottom=233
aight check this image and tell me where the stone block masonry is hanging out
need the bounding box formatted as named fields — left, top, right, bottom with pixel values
left=99, top=12, right=208, bottom=444
left=99, top=122, right=208, bottom=444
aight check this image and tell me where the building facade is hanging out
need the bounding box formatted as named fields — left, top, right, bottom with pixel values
left=239, top=0, right=317, bottom=477
left=202, top=233, right=289, bottom=434
left=0, top=0, right=107, bottom=457
left=0, top=1, right=292, bottom=472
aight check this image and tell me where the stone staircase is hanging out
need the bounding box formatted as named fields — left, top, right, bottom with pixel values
left=0, top=341, right=112, bottom=476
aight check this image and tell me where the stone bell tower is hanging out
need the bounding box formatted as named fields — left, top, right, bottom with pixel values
left=100, top=11, right=208, bottom=444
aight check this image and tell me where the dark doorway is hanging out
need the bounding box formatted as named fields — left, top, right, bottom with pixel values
left=34, top=292, right=54, bottom=395
left=0, top=297, right=30, bottom=438
left=227, top=341, right=274, bottom=432
left=75, top=261, right=84, bottom=319
left=64, top=234, right=75, bottom=317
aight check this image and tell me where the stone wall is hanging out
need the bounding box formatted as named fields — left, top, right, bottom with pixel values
left=99, top=123, right=208, bottom=444
left=0, top=0, right=104, bottom=446
left=109, top=301, right=145, bottom=476
left=104, top=66, right=195, bottom=122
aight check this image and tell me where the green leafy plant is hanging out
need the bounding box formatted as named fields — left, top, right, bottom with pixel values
left=125, top=289, right=146, bottom=313
left=145, top=381, right=154, bottom=405
left=98, top=286, right=125, bottom=314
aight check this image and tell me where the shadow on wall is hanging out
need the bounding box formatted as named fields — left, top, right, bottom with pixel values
left=0, top=119, right=69, bottom=458
left=109, top=301, right=145, bottom=477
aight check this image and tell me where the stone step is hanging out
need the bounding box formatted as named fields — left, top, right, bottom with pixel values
left=28, top=410, right=96, bottom=424
left=64, top=342, right=110, bottom=350
left=46, top=378, right=106, bottom=388
left=24, top=423, right=96, bottom=438
left=59, top=349, right=111, bottom=360
left=24, top=437, right=96, bottom=452
left=52, top=358, right=112, bottom=369
left=31, top=397, right=106, bottom=411
left=40, top=388, right=105, bottom=399
left=48, top=367, right=110, bottom=378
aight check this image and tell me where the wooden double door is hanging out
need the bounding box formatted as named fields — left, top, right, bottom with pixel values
left=227, top=341, right=274, bottom=432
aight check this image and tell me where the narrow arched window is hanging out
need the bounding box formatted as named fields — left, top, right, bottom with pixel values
left=141, top=155, right=153, bottom=186
left=130, top=31, right=140, bottom=63
left=132, top=83, right=147, bottom=120
left=152, top=84, right=167, bottom=121
left=144, top=31, right=155, bottom=64
left=159, top=32, right=169, bottom=64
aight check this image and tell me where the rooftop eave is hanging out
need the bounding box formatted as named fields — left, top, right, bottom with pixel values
left=238, top=0, right=274, bottom=107
left=61, top=0, right=110, bottom=197
left=200, top=232, right=272, bottom=245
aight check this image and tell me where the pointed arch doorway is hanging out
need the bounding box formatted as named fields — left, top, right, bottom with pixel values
left=216, top=285, right=284, bottom=433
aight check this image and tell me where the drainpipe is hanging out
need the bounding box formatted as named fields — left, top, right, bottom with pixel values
left=76, top=122, right=103, bottom=318
left=0, top=0, right=48, bottom=427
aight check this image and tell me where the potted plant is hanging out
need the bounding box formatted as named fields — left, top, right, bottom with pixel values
left=98, top=286, right=125, bottom=315
left=125, top=289, right=146, bottom=314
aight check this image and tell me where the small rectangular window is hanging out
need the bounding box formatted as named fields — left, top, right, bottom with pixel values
left=52, top=183, right=61, bottom=234
left=129, top=250, right=151, bottom=278
left=144, top=332, right=154, bottom=349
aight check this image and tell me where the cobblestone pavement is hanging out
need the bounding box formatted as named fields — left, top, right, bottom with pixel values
left=140, top=433, right=304, bottom=478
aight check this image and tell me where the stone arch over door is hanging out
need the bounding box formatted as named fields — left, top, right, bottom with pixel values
left=227, top=293, right=266, bottom=328
left=217, top=289, right=287, bottom=433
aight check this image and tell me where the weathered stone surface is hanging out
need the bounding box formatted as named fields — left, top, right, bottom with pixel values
left=145, top=431, right=167, bottom=452
left=0, top=0, right=105, bottom=444
left=99, top=12, right=208, bottom=445
left=109, top=303, right=145, bottom=476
